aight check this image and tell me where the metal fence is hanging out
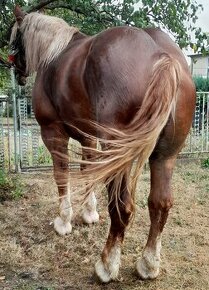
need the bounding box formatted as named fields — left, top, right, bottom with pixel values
left=0, top=95, right=13, bottom=170
left=182, top=92, right=209, bottom=155
left=0, top=66, right=16, bottom=171
left=0, top=70, right=209, bottom=172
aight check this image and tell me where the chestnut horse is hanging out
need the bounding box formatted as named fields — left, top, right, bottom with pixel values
left=10, top=6, right=196, bottom=283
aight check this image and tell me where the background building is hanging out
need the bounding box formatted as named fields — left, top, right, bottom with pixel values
left=189, top=52, right=209, bottom=78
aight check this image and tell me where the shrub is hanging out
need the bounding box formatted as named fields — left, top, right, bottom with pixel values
left=0, top=170, right=24, bottom=202
left=193, top=76, right=209, bottom=92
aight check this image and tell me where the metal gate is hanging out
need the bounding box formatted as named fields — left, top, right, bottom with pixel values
left=0, top=95, right=13, bottom=170
left=182, top=92, right=209, bottom=155
left=0, top=69, right=209, bottom=172
left=0, top=67, right=16, bottom=172
left=17, top=95, right=53, bottom=170
left=0, top=69, right=53, bottom=172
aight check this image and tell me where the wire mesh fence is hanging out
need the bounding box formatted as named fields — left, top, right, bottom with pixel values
left=182, top=92, right=209, bottom=155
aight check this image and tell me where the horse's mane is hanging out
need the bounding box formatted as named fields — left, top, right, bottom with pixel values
left=10, top=12, right=79, bottom=74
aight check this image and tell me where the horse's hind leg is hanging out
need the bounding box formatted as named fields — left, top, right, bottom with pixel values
left=80, top=139, right=99, bottom=224
left=41, top=124, right=72, bottom=235
left=136, top=156, right=176, bottom=279
left=95, top=173, right=134, bottom=282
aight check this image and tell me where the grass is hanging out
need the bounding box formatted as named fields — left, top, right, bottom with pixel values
left=37, top=145, right=52, bottom=165
left=0, top=162, right=209, bottom=289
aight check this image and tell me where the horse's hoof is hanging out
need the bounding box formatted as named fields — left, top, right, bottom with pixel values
left=82, top=210, right=99, bottom=224
left=95, top=259, right=112, bottom=283
left=95, top=259, right=119, bottom=283
left=54, top=216, right=72, bottom=235
left=136, top=256, right=160, bottom=280
left=95, top=246, right=121, bottom=283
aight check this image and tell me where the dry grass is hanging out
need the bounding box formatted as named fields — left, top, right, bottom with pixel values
left=0, top=162, right=209, bottom=290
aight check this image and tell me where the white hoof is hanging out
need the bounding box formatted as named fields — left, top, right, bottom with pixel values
left=54, top=216, right=72, bottom=235
left=95, top=259, right=119, bottom=283
left=136, top=255, right=160, bottom=280
left=82, top=210, right=99, bottom=224
left=95, top=245, right=121, bottom=283
left=95, top=259, right=112, bottom=283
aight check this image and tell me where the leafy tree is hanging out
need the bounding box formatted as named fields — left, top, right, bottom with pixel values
left=0, top=0, right=208, bottom=53
left=0, top=67, right=10, bottom=92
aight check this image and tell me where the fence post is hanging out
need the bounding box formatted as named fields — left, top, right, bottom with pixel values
left=10, top=67, right=20, bottom=172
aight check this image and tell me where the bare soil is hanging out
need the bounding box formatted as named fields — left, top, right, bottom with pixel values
left=0, top=162, right=209, bottom=290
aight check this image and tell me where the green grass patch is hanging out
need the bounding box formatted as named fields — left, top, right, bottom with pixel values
left=201, top=157, right=209, bottom=168
left=0, top=170, right=24, bottom=202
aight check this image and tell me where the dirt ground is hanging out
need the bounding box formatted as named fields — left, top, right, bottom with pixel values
left=0, top=162, right=209, bottom=290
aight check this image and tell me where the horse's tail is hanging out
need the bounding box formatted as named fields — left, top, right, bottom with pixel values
left=73, top=53, right=181, bottom=212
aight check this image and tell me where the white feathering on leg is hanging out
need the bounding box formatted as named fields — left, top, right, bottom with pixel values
left=136, top=235, right=162, bottom=279
left=54, top=193, right=73, bottom=235
left=82, top=192, right=99, bottom=224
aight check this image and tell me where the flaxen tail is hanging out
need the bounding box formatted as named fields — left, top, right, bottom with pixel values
left=72, top=53, right=181, bottom=210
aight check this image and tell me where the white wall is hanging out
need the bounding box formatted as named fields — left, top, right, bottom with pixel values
left=191, top=56, right=209, bottom=77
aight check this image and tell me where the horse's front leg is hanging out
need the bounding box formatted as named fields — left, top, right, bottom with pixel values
left=136, top=157, right=176, bottom=279
left=95, top=174, right=134, bottom=282
left=80, top=139, right=99, bottom=224
left=41, top=124, right=72, bottom=235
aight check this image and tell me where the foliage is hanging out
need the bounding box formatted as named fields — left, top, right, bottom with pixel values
left=202, top=157, right=209, bottom=168
left=0, top=0, right=208, bottom=54
left=37, top=145, right=52, bottom=165
left=0, top=0, right=25, bottom=48
left=2, top=103, right=13, bottom=118
left=0, top=169, right=24, bottom=201
left=0, top=66, right=10, bottom=92
left=193, top=76, right=209, bottom=92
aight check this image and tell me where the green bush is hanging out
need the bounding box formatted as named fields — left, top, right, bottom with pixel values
left=0, top=170, right=24, bottom=202
left=193, top=76, right=209, bottom=92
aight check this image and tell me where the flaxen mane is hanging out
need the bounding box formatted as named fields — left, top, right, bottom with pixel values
left=10, top=13, right=78, bottom=73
